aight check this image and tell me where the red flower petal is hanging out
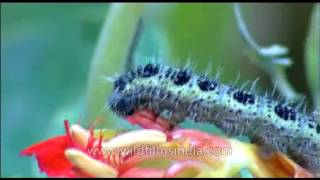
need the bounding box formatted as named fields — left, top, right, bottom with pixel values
left=20, top=120, right=110, bottom=177
left=20, top=135, right=76, bottom=177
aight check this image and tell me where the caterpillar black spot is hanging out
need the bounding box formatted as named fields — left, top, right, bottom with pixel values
left=107, top=63, right=320, bottom=174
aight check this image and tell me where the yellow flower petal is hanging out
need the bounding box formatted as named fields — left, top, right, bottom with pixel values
left=65, top=148, right=118, bottom=178
left=93, top=129, right=124, bottom=140
left=70, top=124, right=90, bottom=147
left=196, top=170, right=234, bottom=178
left=103, top=129, right=167, bottom=149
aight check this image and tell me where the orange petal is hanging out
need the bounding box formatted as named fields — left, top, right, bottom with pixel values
left=232, top=141, right=315, bottom=178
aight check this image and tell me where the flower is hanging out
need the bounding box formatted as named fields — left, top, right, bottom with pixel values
left=20, top=121, right=119, bottom=177
left=21, top=110, right=315, bottom=178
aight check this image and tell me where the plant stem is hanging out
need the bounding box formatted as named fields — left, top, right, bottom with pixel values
left=233, top=3, right=301, bottom=101
left=125, top=18, right=143, bottom=71
left=86, top=3, right=144, bottom=127
left=234, top=3, right=261, bottom=54
left=305, top=4, right=320, bottom=111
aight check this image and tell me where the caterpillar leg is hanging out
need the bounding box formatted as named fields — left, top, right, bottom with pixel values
left=126, top=109, right=179, bottom=133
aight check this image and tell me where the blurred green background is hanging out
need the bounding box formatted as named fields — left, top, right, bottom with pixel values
left=1, top=3, right=316, bottom=177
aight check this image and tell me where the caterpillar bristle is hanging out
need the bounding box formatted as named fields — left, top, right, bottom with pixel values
left=204, top=62, right=213, bottom=77
left=239, top=80, right=250, bottom=91
left=249, top=77, right=260, bottom=92
left=232, top=70, right=241, bottom=86
left=102, top=76, right=117, bottom=83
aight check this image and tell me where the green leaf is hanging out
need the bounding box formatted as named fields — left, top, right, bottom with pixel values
left=86, top=3, right=144, bottom=127
left=305, top=4, right=320, bottom=111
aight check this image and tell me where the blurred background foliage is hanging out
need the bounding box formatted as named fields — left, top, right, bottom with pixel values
left=1, top=3, right=317, bottom=177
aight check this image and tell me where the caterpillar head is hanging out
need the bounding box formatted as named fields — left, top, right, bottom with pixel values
left=108, top=92, right=135, bottom=116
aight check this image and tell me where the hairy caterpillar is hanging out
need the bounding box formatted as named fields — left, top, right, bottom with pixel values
left=107, top=63, right=320, bottom=174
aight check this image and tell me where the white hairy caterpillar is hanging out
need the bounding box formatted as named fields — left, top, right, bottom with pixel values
left=107, top=63, right=320, bottom=174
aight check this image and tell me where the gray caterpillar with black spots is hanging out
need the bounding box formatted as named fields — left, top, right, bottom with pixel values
left=107, top=63, right=320, bottom=175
